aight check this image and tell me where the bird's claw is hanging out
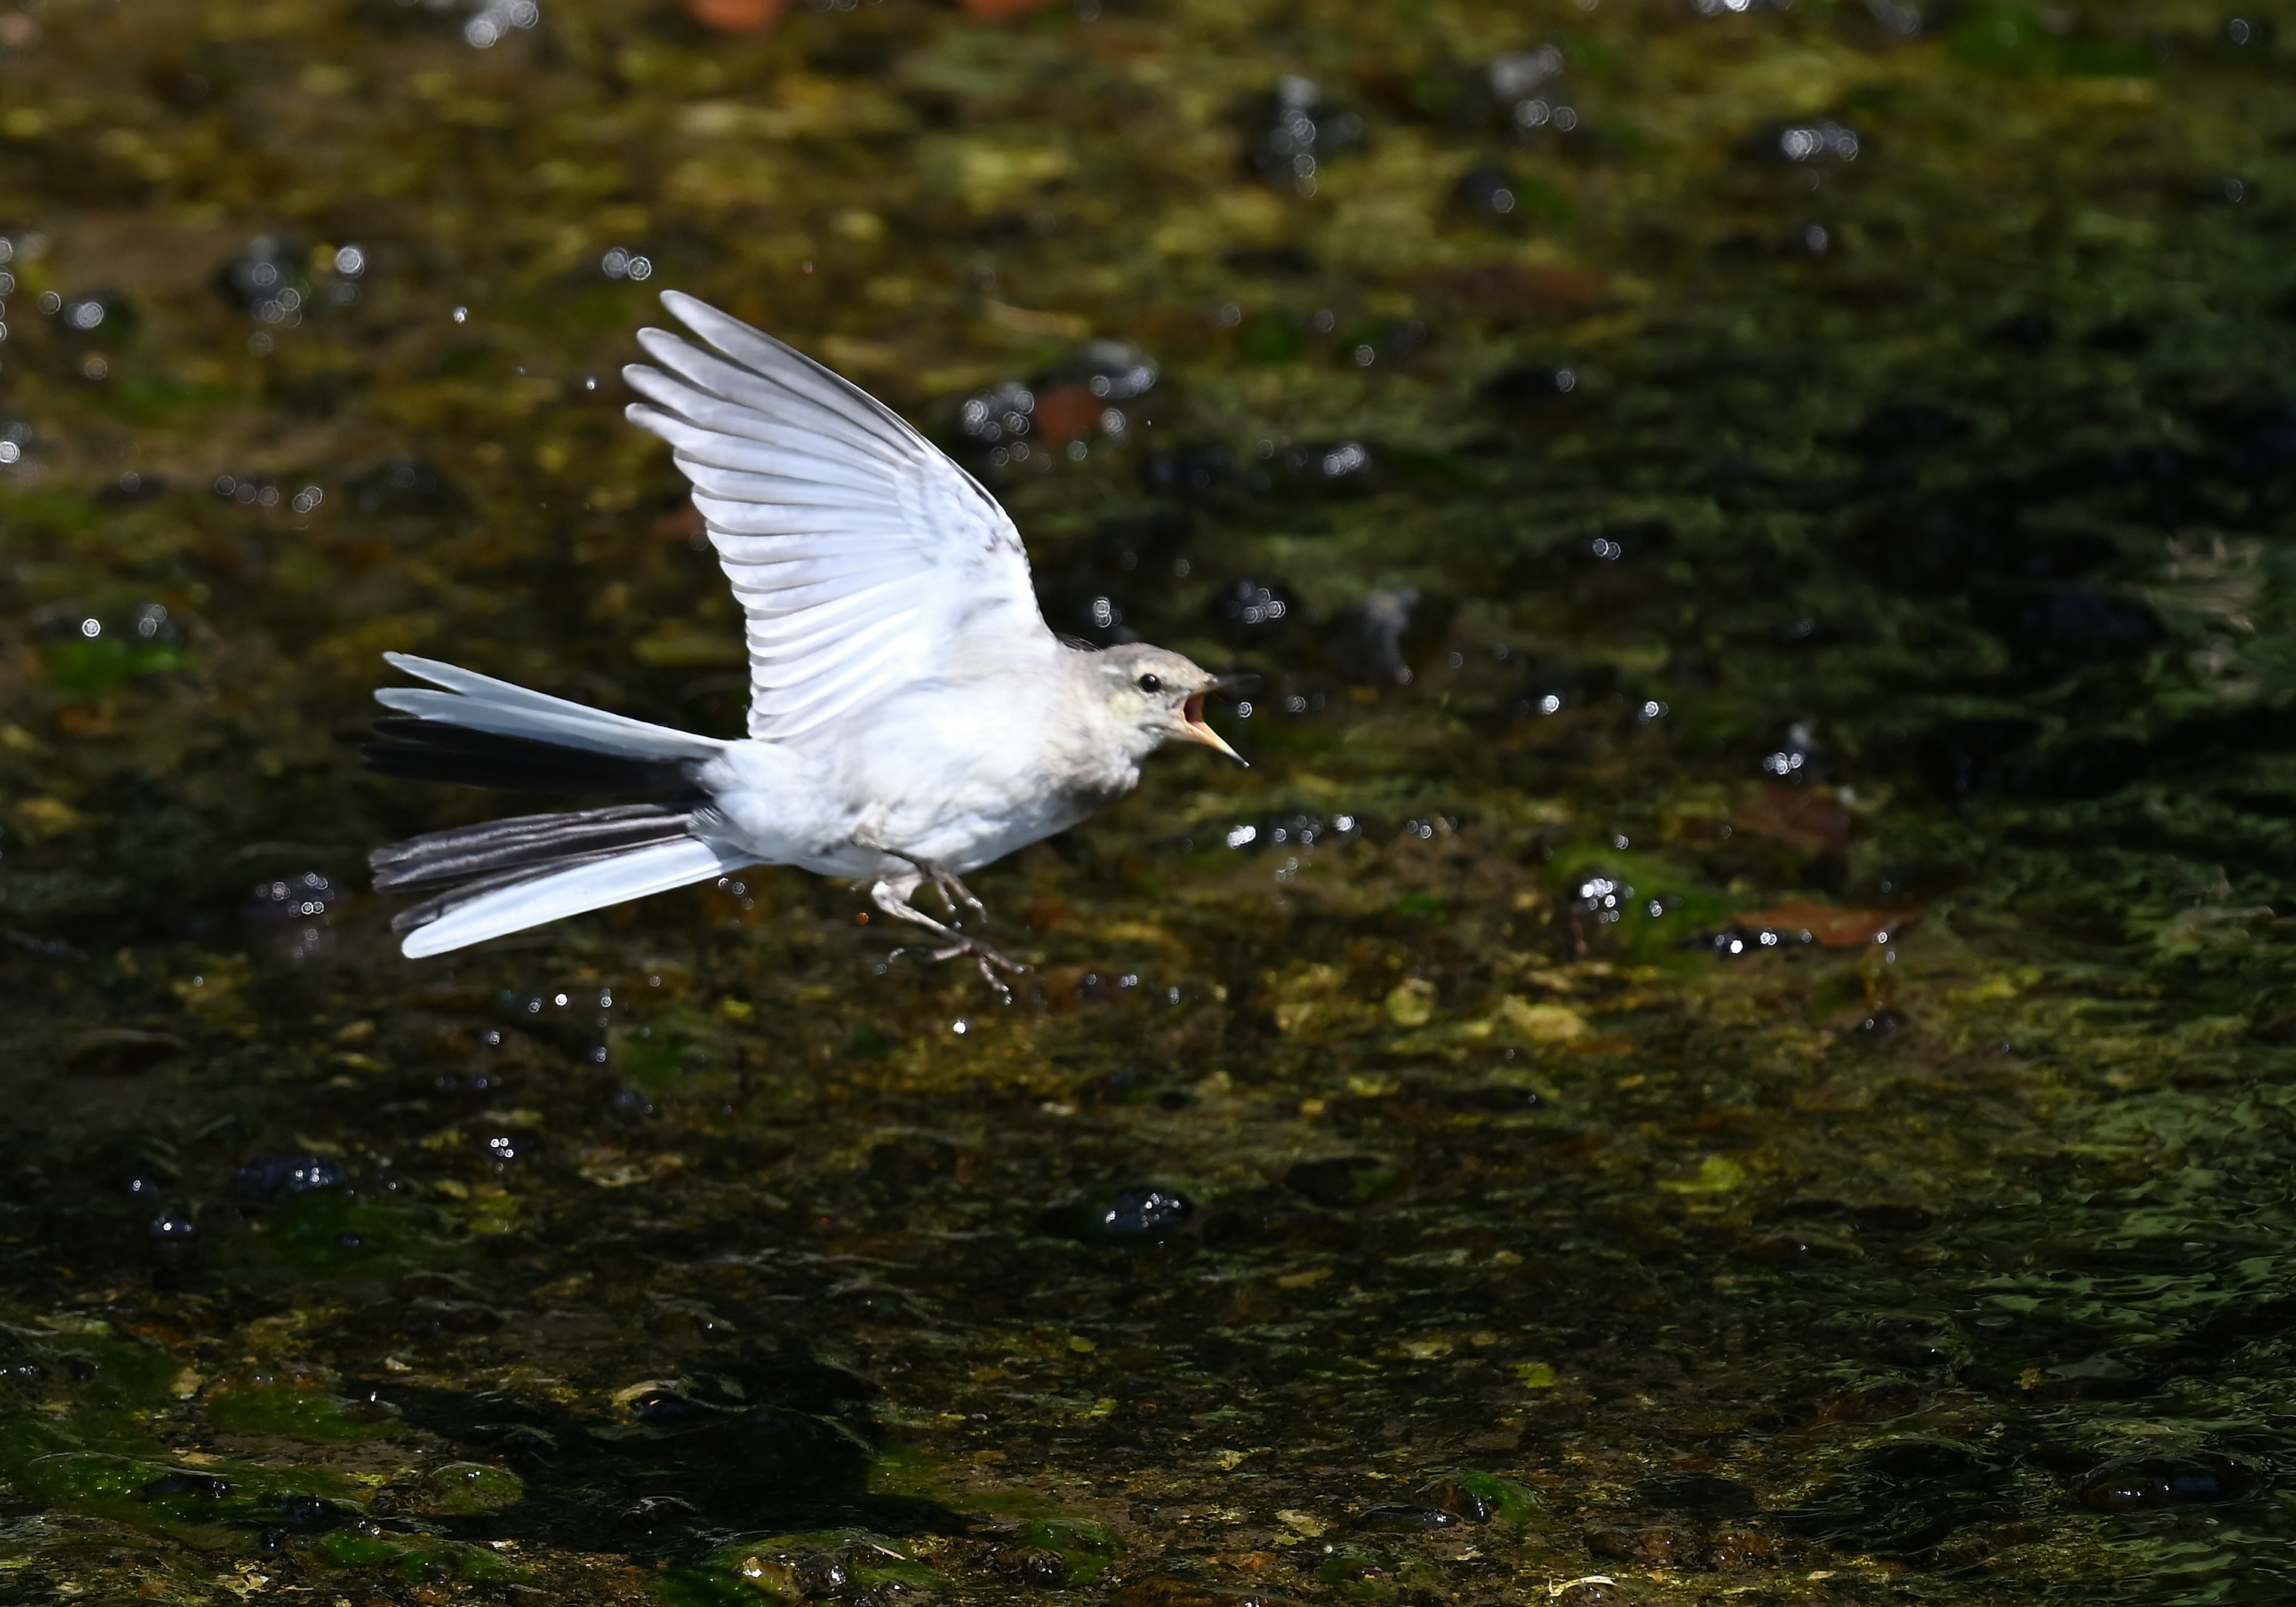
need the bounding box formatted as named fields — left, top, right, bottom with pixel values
left=887, top=933, right=1026, bottom=1000
left=927, top=866, right=987, bottom=922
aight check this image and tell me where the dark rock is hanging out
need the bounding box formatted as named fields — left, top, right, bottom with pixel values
left=1486, top=362, right=1578, bottom=403
left=1208, top=578, right=1296, bottom=641
left=1224, top=246, right=1319, bottom=276
left=1266, top=439, right=1377, bottom=496
left=1048, top=1184, right=1196, bottom=1247
left=49, top=288, right=130, bottom=337
left=1283, top=1156, right=1388, bottom=1209
left=1140, top=443, right=1235, bottom=499
left=1000, top=1547, right=1070, bottom=1587
left=1918, top=716, right=2041, bottom=796
left=1750, top=1231, right=1852, bottom=1262
left=1782, top=1437, right=2009, bottom=1557
left=1351, top=1504, right=1461, bottom=1531
left=2080, top=1453, right=2252, bottom=1511
left=96, top=471, right=167, bottom=505
left=1998, top=589, right=2166, bottom=667
left=2208, top=398, right=2296, bottom=484
left=60, top=1029, right=185, bottom=1074
left=627, top=1389, right=719, bottom=1425
left=1416, top=1475, right=1497, bottom=1522
left=231, top=1154, right=346, bottom=1201
left=1324, top=588, right=1452, bottom=688
left=1634, top=1472, right=1757, bottom=1518
left=1853, top=1202, right=1934, bottom=1233
left=348, top=454, right=469, bottom=518
left=1987, top=311, right=2057, bottom=350
left=1238, top=75, right=1364, bottom=189
left=1452, top=164, right=1525, bottom=222
left=137, top=1471, right=230, bottom=1501
left=720, top=1405, right=873, bottom=1493
left=264, top=1493, right=349, bottom=1531
left=1845, top=404, right=1967, bottom=456
left=215, top=236, right=306, bottom=320
left=399, top=1297, right=506, bottom=1337
left=1851, top=1009, right=1907, bottom=1041
left=2086, top=318, right=2152, bottom=353
left=1556, top=1583, right=1625, bottom=1607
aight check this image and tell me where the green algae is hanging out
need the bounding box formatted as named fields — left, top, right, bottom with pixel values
left=2, top=0, right=2295, bottom=1600
left=203, top=1378, right=402, bottom=1443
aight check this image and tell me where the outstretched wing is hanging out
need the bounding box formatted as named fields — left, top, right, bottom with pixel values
left=622, top=291, right=1055, bottom=746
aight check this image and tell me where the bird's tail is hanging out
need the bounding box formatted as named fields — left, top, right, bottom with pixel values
left=363, top=655, right=751, bottom=958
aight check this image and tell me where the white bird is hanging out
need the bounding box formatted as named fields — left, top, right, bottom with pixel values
left=365, top=290, right=1244, bottom=988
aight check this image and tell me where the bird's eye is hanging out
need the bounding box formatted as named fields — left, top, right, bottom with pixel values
left=1136, top=673, right=1162, bottom=694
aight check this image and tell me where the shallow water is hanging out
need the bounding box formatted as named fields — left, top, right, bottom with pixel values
left=4, top=0, right=2296, bottom=1601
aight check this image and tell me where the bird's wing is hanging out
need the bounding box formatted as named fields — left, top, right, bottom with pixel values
left=622, top=290, right=1055, bottom=746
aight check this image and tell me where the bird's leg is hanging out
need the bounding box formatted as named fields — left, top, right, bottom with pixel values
left=870, top=879, right=1025, bottom=998
left=850, top=817, right=986, bottom=922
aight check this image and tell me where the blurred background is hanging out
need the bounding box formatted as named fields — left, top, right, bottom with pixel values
left=2, top=0, right=2295, bottom=1601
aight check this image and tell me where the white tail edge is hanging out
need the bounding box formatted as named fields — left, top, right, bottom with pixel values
left=400, top=838, right=753, bottom=958
left=379, top=652, right=726, bottom=763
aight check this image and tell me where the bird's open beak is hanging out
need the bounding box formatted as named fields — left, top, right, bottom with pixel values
left=1176, top=693, right=1248, bottom=767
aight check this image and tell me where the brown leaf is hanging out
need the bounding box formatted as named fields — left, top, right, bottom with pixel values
left=684, top=0, right=785, bottom=32
left=1735, top=784, right=1853, bottom=855
left=1739, top=900, right=1913, bottom=948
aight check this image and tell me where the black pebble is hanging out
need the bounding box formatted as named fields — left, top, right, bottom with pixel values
left=231, top=1154, right=346, bottom=1201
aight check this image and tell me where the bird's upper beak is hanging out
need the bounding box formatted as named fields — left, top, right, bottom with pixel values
left=1175, top=691, right=1247, bottom=766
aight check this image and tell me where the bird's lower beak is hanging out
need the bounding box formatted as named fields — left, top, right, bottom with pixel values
left=1176, top=693, right=1248, bottom=766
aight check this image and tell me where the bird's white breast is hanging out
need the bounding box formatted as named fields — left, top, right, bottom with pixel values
left=698, top=661, right=1144, bottom=882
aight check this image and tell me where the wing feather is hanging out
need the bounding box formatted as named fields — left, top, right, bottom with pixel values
left=623, top=292, right=1054, bottom=746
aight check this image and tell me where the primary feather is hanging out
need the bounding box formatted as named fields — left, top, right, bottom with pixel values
left=622, top=289, right=1056, bottom=747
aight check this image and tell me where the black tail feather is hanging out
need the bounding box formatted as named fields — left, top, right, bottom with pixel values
left=362, top=717, right=695, bottom=796
left=384, top=845, right=661, bottom=935
left=371, top=804, right=699, bottom=893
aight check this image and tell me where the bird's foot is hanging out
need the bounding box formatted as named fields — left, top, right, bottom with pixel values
left=852, top=824, right=987, bottom=922
left=870, top=878, right=1025, bottom=1000
left=891, top=932, right=1027, bottom=1000
left=922, top=863, right=985, bottom=922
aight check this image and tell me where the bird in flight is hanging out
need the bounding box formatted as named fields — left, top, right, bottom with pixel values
left=364, top=291, right=1244, bottom=989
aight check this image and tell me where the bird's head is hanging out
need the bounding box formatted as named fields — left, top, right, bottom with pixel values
left=1093, top=644, right=1248, bottom=766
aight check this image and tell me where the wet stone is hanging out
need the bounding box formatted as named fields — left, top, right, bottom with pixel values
left=1851, top=1009, right=1907, bottom=1041
left=1555, top=1583, right=1626, bottom=1607
left=1452, top=163, right=1526, bottom=222
left=2086, top=317, right=2152, bottom=353
left=999, top=1546, right=1070, bottom=1587
left=1845, top=404, right=1968, bottom=456
left=1853, top=1202, right=1934, bottom=1233
left=46, top=288, right=128, bottom=337
left=60, top=1028, right=184, bottom=1074
left=136, top=1471, right=230, bottom=1502
left=214, top=236, right=307, bottom=322
left=1995, top=589, right=2166, bottom=668
left=1351, top=1504, right=1462, bottom=1532
left=1324, top=588, right=1452, bottom=688
left=231, top=1154, right=346, bottom=1201
left=1208, top=578, right=1296, bottom=642
left=1263, top=439, right=1377, bottom=495
left=1283, top=1155, right=1388, bottom=1209
left=2080, top=1453, right=2252, bottom=1511
left=1049, top=1183, right=1196, bottom=1247
left=94, top=469, right=167, bottom=504
left=1140, top=442, right=1235, bottom=499
left=348, top=454, right=469, bottom=518
left=1988, top=311, right=2058, bottom=350
left=1238, top=74, right=1363, bottom=190
left=1415, top=1475, right=1498, bottom=1522
left=1486, top=362, right=1579, bottom=404
left=1634, top=1473, right=1757, bottom=1518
